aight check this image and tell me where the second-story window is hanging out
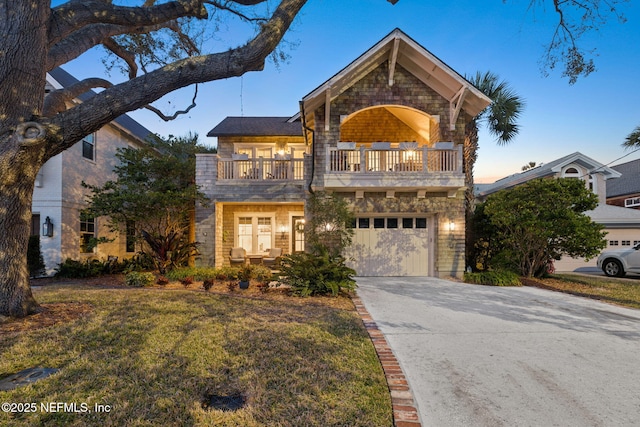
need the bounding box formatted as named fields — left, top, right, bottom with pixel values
left=82, top=133, right=96, bottom=161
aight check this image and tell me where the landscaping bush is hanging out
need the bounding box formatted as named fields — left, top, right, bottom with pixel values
left=278, top=251, right=356, bottom=296
left=27, top=235, right=46, bottom=278
left=55, top=258, right=106, bottom=278
left=124, top=271, right=155, bottom=287
left=166, top=267, right=218, bottom=282
left=202, top=278, right=215, bottom=291
left=463, top=270, right=522, bottom=287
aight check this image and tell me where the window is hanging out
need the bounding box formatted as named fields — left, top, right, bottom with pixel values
left=80, top=213, right=95, bottom=253
left=126, top=220, right=136, bottom=253
left=82, top=133, right=96, bottom=161
left=415, top=218, right=427, bottom=229
left=609, top=240, right=619, bottom=246
left=373, top=218, right=385, bottom=229
left=358, top=218, right=370, bottom=229
left=386, top=218, right=398, bottom=229
left=236, top=215, right=273, bottom=254
left=622, top=241, right=631, bottom=246
left=402, top=218, right=414, bottom=229
left=563, top=167, right=579, bottom=177
left=625, top=197, right=640, bottom=208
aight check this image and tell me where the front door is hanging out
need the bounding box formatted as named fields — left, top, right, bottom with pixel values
left=292, top=216, right=305, bottom=252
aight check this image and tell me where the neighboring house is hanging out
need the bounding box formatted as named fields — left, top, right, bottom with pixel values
left=32, top=67, right=152, bottom=274
left=607, top=158, right=640, bottom=209
left=195, top=28, right=492, bottom=278
left=475, top=151, right=640, bottom=271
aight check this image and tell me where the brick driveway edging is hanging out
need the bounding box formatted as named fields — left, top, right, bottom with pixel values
left=351, top=294, right=422, bottom=427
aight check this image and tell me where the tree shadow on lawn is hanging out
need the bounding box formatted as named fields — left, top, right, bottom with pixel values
left=0, top=286, right=391, bottom=427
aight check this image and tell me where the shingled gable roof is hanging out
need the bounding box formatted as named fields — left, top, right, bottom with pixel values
left=476, top=152, right=621, bottom=198
left=46, top=67, right=152, bottom=143
left=607, top=158, right=640, bottom=198
left=207, top=116, right=303, bottom=137
left=301, top=28, right=492, bottom=129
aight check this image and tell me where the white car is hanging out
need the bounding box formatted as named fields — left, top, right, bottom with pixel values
left=597, top=244, right=640, bottom=277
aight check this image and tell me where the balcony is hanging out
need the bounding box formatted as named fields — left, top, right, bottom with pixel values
left=323, top=144, right=464, bottom=192
left=217, top=156, right=305, bottom=181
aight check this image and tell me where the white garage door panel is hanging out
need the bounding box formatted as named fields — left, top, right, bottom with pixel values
left=346, top=228, right=429, bottom=276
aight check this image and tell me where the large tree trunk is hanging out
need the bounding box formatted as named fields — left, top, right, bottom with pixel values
left=0, top=0, right=49, bottom=317
left=0, top=150, right=43, bottom=317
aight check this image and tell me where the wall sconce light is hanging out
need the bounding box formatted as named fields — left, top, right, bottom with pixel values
left=448, top=220, right=455, bottom=232
left=280, top=225, right=287, bottom=238
left=43, top=216, right=54, bottom=237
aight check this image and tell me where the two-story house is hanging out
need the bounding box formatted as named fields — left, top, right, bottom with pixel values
left=195, top=28, right=492, bottom=278
left=476, top=151, right=640, bottom=271
left=33, top=67, right=152, bottom=274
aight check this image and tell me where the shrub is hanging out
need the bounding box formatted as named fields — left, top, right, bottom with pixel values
left=180, top=276, right=194, bottom=288
left=124, top=271, right=155, bottom=287
left=237, top=264, right=253, bottom=282
left=278, top=251, right=356, bottom=296
left=156, top=276, right=170, bottom=286
left=55, top=258, right=105, bottom=278
left=463, top=270, right=522, bottom=287
left=252, top=265, right=272, bottom=284
left=202, top=278, right=215, bottom=291
left=226, top=281, right=237, bottom=292
left=166, top=267, right=219, bottom=282
left=27, top=235, right=46, bottom=278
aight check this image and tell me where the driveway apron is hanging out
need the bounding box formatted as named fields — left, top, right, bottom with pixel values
left=356, top=277, right=640, bottom=427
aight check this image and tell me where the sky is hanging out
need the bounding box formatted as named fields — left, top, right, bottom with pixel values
left=58, top=0, right=640, bottom=183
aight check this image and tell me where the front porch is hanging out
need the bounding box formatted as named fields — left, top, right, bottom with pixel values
left=203, top=203, right=305, bottom=268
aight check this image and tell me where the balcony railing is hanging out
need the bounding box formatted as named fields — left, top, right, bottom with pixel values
left=217, top=157, right=305, bottom=181
left=326, top=145, right=461, bottom=174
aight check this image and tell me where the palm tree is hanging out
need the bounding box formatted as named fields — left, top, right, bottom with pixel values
left=623, top=125, right=640, bottom=148
left=464, top=71, right=525, bottom=267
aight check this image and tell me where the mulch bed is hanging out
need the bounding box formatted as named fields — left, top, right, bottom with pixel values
left=0, top=302, right=94, bottom=336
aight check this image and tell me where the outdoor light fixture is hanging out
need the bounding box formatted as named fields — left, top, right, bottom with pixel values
left=448, top=221, right=455, bottom=232
left=280, top=225, right=287, bottom=238
left=42, top=216, right=53, bottom=237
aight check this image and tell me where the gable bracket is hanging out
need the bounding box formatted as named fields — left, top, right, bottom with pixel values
left=388, top=37, right=400, bottom=86
left=449, top=86, right=468, bottom=131
left=324, top=87, right=332, bottom=132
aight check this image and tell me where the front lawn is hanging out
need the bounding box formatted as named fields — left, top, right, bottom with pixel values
left=525, top=273, right=640, bottom=309
left=0, top=282, right=392, bottom=426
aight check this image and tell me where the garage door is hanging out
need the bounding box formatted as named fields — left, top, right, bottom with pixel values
left=345, top=217, right=429, bottom=276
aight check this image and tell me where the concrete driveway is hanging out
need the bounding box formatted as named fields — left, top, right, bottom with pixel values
left=356, top=277, right=640, bottom=427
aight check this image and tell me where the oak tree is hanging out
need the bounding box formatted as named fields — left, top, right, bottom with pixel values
left=0, top=0, right=625, bottom=317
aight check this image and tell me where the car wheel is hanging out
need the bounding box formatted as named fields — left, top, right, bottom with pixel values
left=603, top=259, right=625, bottom=277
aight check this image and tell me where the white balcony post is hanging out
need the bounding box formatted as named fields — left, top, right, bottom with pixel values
left=360, top=145, right=366, bottom=173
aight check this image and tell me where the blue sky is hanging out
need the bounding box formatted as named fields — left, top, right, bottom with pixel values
left=59, top=0, right=640, bottom=183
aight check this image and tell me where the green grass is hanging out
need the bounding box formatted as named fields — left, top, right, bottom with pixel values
left=532, top=273, right=640, bottom=309
left=0, top=284, right=392, bottom=427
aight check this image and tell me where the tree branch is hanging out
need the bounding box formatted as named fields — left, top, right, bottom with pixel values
left=43, top=78, right=113, bottom=117
left=48, top=22, right=174, bottom=71
left=102, top=38, right=139, bottom=79
left=48, top=0, right=208, bottom=47
left=144, top=85, right=199, bottom=121
left=45, top=0, right=308, bottom=160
